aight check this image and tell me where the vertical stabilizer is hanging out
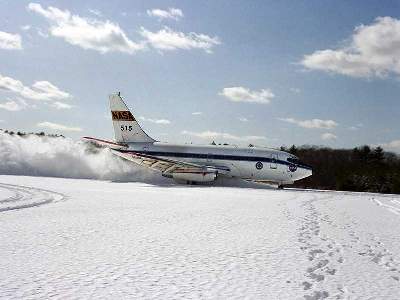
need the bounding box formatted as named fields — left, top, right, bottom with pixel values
left=109, top=93, right=155, bottom=143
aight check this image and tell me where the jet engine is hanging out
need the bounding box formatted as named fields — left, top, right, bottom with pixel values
left=171, top=170, right=217, bottom=183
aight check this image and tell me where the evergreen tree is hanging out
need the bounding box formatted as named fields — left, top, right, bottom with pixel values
left=372, top=146, right=384, bottom=161
left=289, top=145, right=297, bottom=155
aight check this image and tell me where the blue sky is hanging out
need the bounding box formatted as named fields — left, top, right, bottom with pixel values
left=0, top=0, right=400, bottom=152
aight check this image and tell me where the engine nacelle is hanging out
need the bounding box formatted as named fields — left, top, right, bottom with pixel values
left=172, top=171, right=217, bottom=183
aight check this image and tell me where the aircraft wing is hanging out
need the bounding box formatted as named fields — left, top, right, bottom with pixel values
left=110, top=149, right=230, bottom=176
left=82, top=136, right=128, bottom=150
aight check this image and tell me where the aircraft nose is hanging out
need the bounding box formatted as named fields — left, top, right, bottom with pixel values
left=296, top=166, right=312, bottom=180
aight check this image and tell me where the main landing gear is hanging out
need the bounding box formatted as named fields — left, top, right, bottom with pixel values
left=278, top=184, right=284, bottom=189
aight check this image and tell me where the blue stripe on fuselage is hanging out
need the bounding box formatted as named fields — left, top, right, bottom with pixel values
left=119, top=150, right=312, bottom=170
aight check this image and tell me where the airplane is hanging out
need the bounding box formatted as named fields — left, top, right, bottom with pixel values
left=83, top=93, right=312, bottom=187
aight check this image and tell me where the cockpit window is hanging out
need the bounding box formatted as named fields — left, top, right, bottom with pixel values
left=287, top=156, right=312, bottom=170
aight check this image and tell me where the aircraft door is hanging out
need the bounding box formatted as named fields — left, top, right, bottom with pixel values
left=270, top=154, right=278, bottom=169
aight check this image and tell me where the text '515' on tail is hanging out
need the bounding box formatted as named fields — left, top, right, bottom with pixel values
left=109, top=93, right=155, bottom=143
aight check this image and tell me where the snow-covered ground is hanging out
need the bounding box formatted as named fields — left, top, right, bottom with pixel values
left=1, top=175, right=400, bottom=299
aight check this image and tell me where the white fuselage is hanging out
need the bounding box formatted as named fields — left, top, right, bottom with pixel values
left=126, top=142, right=312, bottom=184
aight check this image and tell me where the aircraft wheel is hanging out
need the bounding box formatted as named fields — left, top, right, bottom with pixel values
left=278, top=184, right=284, bottom=189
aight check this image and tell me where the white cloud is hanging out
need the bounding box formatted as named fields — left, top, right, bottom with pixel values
left=219, top=86, right=274, bottom=104
left=28, top=4, right=218, bottom=55
left=139, top=26, right=220, bottom=53
left=238, top=117, right=248, bottom=122
left=37, top=121, right=82, bottom=132
left=21, top=25, right=31, bottom=31
left=278, top=117, right=338, bottom=129
left=0, top=99, right=28, bottom=111
left=147, top=8, right=183, bottom=21
left=380, top=140, right=400, bottom=153
left=51, top=101, right=73, bottom=110
left=301, top=17, right=400, bottom=78
left=192, top=111, right=202, bottom=115
left=139, top=116, right=171, bottom=124
left=29, top=81, right=70, bottom=100
left=88, top=9, right=102, bottom=17
left=182, top=130, right=266, bottom=142
left=28, top=3, right=145, bottom=54
left=290, top=87, right=301, bottom=94
left=0, top=74, right=70, bottom=101
left=0, top=31, right=22, bottom=50
left=321, top=132, right=337, bottom=140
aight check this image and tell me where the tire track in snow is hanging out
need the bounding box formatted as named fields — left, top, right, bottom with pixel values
left=0, top=182, right=65, bottom=212
left=344, top=203, right=400, bottom=283
left=370, top=197, right=400, bottom=216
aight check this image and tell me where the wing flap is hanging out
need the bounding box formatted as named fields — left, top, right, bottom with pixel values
left=111, top=149, right=180, bottom=174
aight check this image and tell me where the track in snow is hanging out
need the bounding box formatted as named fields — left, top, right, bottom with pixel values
left=0, top=182, right=65, bottom=212
left=296, top=191, right=400, bottom=299
left=371, top=196, right=400, bottom=216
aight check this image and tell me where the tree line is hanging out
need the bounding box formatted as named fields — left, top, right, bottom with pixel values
left=0, top=129, right=65, bottom=138
left=282, top=145, right=400, bottom=194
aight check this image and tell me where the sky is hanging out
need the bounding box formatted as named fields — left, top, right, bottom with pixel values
left=0, top=0, right=400, bottom=152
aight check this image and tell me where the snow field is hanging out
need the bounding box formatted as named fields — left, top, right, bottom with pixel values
left=0, top=176, right=399, bottom=299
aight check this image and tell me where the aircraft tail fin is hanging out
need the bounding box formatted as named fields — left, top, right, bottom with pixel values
left=109, top=93, right=155, bottom=143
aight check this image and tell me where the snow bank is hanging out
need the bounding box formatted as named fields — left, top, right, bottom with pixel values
left=0, top=132, right=161, bottom=182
